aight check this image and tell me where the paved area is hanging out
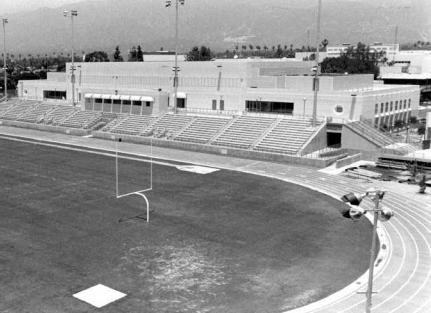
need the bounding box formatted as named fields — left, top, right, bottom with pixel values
left=1, top=125, right=431, bottom=313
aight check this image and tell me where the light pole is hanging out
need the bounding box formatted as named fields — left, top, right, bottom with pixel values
left=63, top=9, right=78, bottom=106
left=341, top=188, right=394, bottom=313
left=312, top=0, right=322, bottom=127
left=2, top=18, right=8, bottom=100
left=165, top=0, right=185, bottom=114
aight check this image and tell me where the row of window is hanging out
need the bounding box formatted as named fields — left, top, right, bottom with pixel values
left=374, top=99, right=411, bottom=114
left=374, top=111, right=411, bottom=129
left=87, top=97, right=151, bottom=107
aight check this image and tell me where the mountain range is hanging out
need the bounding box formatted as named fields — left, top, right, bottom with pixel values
left=3, top=0, right=429, bottom=56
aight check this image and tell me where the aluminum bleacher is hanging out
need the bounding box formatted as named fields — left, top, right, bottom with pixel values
left=254, top=118, right=323, bottom=155
left=58, top=110, right=101, bottom=129
left=43, top=106, right=77, bottom=125
left=18, top=102, right=56, bottom=123
left=174, top=115, right=231, bottom=144
left=110, top=115, right=157, bottom=135
left=211, top=115, right=276, bottom=149
left=143, top=113, right=195, bottom=138
left=0, top=101, right=38, bottom=120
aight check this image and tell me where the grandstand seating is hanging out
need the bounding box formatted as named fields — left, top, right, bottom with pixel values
left=254, top=118, right=322, bottom=154
left=18, top=102, right=55, bottom=123
left=0, top=101, right=18, bottom=117
left=0, top=101, right=38, bottom=120
left=174, top=116, right=231, bottom=144
left=143, top=113, right=195, bottom=138
left=211, top=115, right=276, bottom=149
left=59, top=110, right=101, bottom=129
left=43, top=106, right=77, bottom=125
left=110, top=115, right=157, bottom=135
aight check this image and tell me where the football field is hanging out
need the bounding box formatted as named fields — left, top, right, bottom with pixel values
left=0, top=137, right=373, bottom=313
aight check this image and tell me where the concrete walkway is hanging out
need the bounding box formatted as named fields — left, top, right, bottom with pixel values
left=1, top=125, right=431, bottom=313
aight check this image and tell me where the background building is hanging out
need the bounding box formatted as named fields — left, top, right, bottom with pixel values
left=17, top=59, right=419, bottom=130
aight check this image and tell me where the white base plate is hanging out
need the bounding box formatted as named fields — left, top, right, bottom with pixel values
left=73, top=284, right=127, bottom=308
left=176, top=165, right=219, bottom=174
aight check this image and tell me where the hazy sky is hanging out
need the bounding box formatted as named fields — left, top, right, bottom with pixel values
left=0, top=0, right=420, bottom=15
left=0, top=0, right=92, bottom=14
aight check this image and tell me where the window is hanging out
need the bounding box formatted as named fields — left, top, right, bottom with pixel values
left=132, top=100, right=141, bottom=106
left=113, top=99, right=121, bottom=105
left=380, top=103, right=384, bottom=113
left=95, top=98, right=103, bottom=103
left=334, top=105, right=343, bottom=114
left=146, top=101, right=151, bottom=107
left=43, top=90, right=67, bottom=100
left=385, top=102, right=389, bottom=112
left=395, top=101, right=398, bottom=110
left=408, top=99, right=411, bottom=108
left=390, top=101, right=393, bottom=111
left=220, top=100, right=225, bottom=111
left=404, top=99, right=407, bottom=109
left=212, top=99, right=217, bottom=110
left=375, top=103, right=378, bottom=114
left=123, top=100, right=131, bottom=105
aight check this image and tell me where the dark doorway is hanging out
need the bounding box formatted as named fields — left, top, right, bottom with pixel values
left=327, top=132, right=341, bottom=147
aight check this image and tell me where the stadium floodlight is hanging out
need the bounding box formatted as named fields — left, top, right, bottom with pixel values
left=312, top=0, right=322, bottom=127
left=340, top=187, right=393, bottom=313
left=2, top=18, right=8, bottom=101
left=165, top=0, right=185, bottom=114
left=63, top=9, right=78, bottom=106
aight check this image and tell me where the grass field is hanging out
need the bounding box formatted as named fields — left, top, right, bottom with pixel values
left=0, top=137, right=374, bottom=313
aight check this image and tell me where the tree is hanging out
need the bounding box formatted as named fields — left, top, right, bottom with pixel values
left=185, top=46, right=213, bottom=61
left=137, top=45, right=144, bottom=61
left=394, top=119, right=404, bottom=130
left=128, top=46, right=137, bottom=61
left=320, top=42, right=380, bottom=79
left=321, top=38, right=329, bottom=51
left=409, top=116, right=418, bottom=124
left=417, top=124, right=426, bottom=136
left=113, top=46, right=123, bottom=62
left=84, top=51, right=109, bottom=62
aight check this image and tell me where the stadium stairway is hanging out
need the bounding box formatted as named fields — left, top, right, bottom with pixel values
left=345, top=121, right=395, bottom=148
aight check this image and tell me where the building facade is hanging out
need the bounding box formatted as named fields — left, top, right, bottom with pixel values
left=18, top=59, right=419, bottom=128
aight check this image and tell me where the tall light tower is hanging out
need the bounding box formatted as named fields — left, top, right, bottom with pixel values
left=312, top=0, right=322, bottom=127
left=2, top=18, right=8, bottom=100
left=63, top=10, right=78, bottom=106
left=165, top=0, right=185, bottom=114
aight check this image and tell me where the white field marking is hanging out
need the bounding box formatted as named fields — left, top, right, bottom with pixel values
left=82, top=134, right=93, bottom=138
left=73, top=284, right=126, bottom=308
left=0, top=132, right=398, bottom=313
left=385, top=197, right=431, bottom=233
left=176, top=165, right=219, bottom=174
left=0, top=135, right=179, bottom=168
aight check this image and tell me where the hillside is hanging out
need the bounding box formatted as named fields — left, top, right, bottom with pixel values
left=3, top=0, right=428, bottom=55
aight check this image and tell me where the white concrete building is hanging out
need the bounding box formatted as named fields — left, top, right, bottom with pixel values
left=17, top=59, right=419, bottom=129
left=326, top=43, right=399, bottom=59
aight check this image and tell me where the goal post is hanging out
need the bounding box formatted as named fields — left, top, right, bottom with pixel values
left=114, top=137, right=153, bottom=222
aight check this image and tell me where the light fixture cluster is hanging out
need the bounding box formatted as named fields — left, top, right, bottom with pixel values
left=340, top=188, right=394, bottom=222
